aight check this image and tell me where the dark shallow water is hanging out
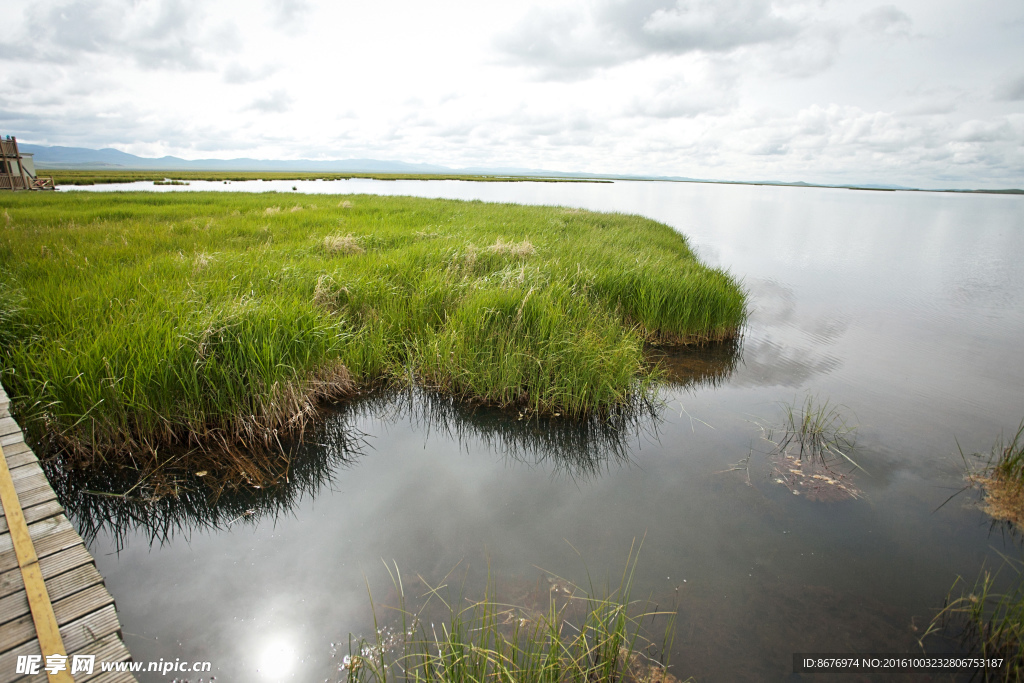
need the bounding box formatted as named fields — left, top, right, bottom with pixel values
left=63, top=180, right=1024, bottom=681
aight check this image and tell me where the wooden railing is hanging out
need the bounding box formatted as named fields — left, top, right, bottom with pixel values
left=0, top=175, right=28, bottom=190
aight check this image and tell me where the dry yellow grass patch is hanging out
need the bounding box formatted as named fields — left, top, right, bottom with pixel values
left=264, top=206, right=281, bottom=215
left=973, top=473, right=1024, bottom=528
left=323, top=233, right=365, bottom=255
left=193, top=251, right=214, bottom=271
left=487, top=237, right=535, bottom=257
left=338, top=200, right=353, bottom=208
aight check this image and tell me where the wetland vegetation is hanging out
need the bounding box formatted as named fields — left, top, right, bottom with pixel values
left=970, top=420, right=1024, bottom=530
left=41, top=169, right=612, bottom=186
left=346, top=546, right=682, bottom=683
left=0, top=191, right=745, bottom=485
left=925, top=559, right=1024, bottom=682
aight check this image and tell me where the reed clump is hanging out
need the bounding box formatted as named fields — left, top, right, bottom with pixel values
left=774, top=395, right=859, bottom=470
left=924, top=560, right=1024, bottom=681
left=969, top=420, right=1024, bottom=529
left=0, top=192, right=745, bottom=471
left=346, top=546, right=683, bottom=683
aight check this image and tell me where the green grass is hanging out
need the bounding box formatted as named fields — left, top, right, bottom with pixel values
left=924, top=559, right=1024, bottom=681
left=963, top=420, right=1024, bottom=529
left=347, top=544, right=683, bottom=683
left=0, top=191, right=745, bottom=473
left=41, top=169, right=612, bottom=186
left=772, top=395, right=859, bottom=470
left=993, top=421, right=1024, bottom=487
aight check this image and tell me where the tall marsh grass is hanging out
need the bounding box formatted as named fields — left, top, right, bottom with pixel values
left=346, top=545, right=682, bottom=683
left=966, top=420, right=1024, bottom=529
left=0, top=192, right=745, bottom=475
left=924, top=559, right=1024, bottom=681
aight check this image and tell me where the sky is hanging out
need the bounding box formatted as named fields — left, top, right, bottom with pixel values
left=1, top=0, right=1022, bottom=188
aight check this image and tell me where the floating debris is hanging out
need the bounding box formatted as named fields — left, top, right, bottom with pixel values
left=770, top=452, right=861, bottom=502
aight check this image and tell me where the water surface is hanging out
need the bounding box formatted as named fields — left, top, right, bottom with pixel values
left=63, top=180, right=1024, bottom=681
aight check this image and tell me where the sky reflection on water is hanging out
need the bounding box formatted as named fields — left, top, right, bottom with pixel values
left=62, top=179, right=1024, bottom=681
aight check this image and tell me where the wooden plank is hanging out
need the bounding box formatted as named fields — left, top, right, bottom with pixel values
left=1, top=636, right=137, bottom=683
left=0, top=442, right=33, bottom=460
left=0, top=563, right=104, bottom=628
left=8, top=488, right=58, bottom=515
left=0, top=545, right=95, bottom=601
left=4, top=452, right=40, bottom=471
left=0, top=519, right=82, bottom=574
left=0, top=417, right=19, bottom=439
left=0, top=500, right=64, bottom=536
left=7, top=472, right=49, bottom=500
left=0, top=583, right=114, bottom=653
left=19, top=633, right=133, bottom=682
left=0, top=516, right=72, bottom=556
left=0, top=441, right=72, bottom=682
left=0, top=606, right=126, bottom=683
left=8, top=463, right=43, bottom=485
left=0, top=432, right=25, bottom=449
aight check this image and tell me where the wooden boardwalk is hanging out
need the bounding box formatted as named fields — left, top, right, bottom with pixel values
left=0, top=383, right=136, bottom=682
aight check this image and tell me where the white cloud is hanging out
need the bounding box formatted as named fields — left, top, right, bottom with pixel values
left=995, top=74, right=1024, bottom=102
left=858, top=5, right=913, bottom=39
left=0, top=0, right=1021, bottom=188
left=4, top=0, right=240, bottom=70
left=496, top=0, right=815, bottom=79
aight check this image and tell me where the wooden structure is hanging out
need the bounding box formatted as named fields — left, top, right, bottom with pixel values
left=0, top=382, right=135, bottom=682
left=0, top=138, right=54, bottom=191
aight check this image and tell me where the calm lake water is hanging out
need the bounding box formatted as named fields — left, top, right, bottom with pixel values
left=61, top=180, right=1024, bottom=681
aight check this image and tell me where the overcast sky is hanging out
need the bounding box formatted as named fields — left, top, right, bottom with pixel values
left=1, top=0, right=1022, bottom=187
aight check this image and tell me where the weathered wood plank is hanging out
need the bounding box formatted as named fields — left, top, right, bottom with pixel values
left=8, top=463, right=43, bottom=485
left=0, top=386, right=133, bottom=680
left=0, top=606, right=126, bottom=683
left=0, top=441, right=23, bottom=461
left=19, top=633, right=133, bottom=682
left=0, top=417, right=18, bottom=439
left=7, top=473, right=51, bottom=505
left=0, top=563, right=105, bottom=628
left=6, top=486, right=57, bottom=514
left=0, top=540, right=95, bottom=602
left=0, top=500, right=65, bottom=542
left=10, top=470, right=47, bottom=493
left=0, top=583, right=115, bottom=653
left=0, top=545, right=95, bottom=601
left=0, top=515, right=71, bottom=555
left=0, top=518, right=82, bottom=574
left=4, top=452, right=40, bottom=471
left=0, top=432, right=25, bottom=449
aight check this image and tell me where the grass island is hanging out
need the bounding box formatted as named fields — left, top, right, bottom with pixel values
left=0, top=191, right=745, bottom=482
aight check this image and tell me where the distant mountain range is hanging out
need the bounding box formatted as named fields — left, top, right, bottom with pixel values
left=21, top=144, right=460, bottom=174
left=19, top=143, right=1023, bottom=194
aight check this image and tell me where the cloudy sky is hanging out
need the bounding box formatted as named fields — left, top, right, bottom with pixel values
left=1, top=0, right=1022, bottom=187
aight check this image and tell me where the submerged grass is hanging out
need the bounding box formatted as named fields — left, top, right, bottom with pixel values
left=346, top=544, right=683, bottom=683
left=924, top=559, right=1024, bottom=681
left=0, top=192, right=745, bottom=475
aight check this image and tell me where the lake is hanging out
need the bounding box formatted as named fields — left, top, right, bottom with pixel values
left=61, top=179, right=1024, bottom=681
